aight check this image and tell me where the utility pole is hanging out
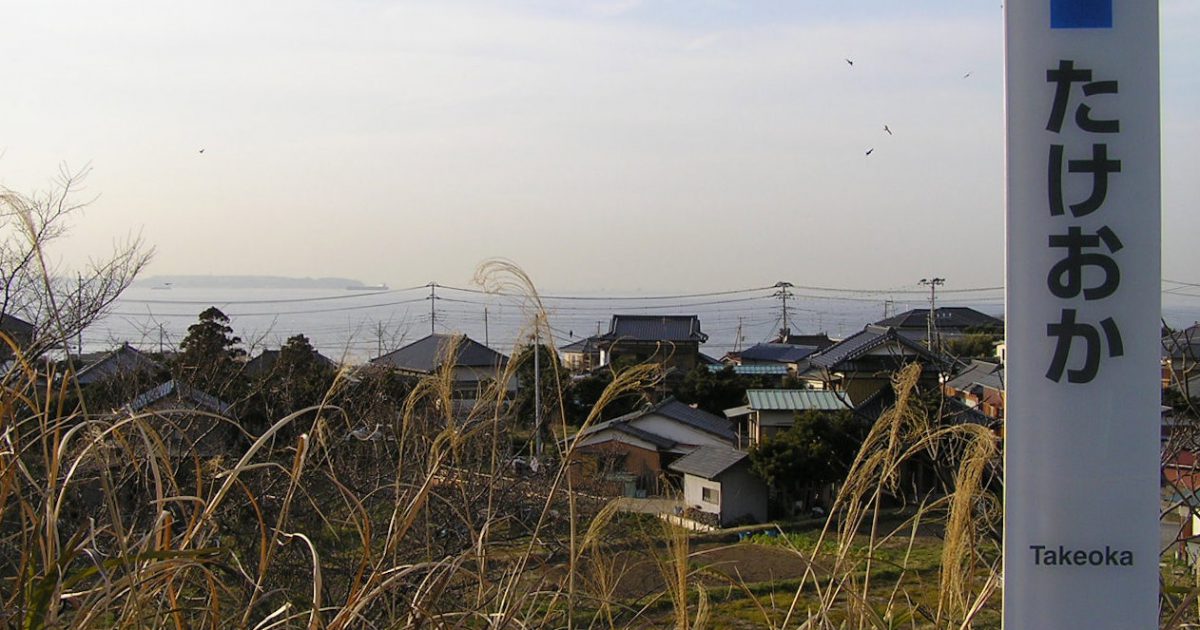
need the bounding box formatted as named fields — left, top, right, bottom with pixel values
left=734, top=316, right=745, bottom=353
left=919, top=277, right=946, bottom=351
left=377, top=321, right=385, bottom=357
left=427, top=282, right=438, bottom=335
left=484, top=307, right=489, bottom=347
left=158, top=323, right=165, bottom=355
left=773, top=281, right=795, bottom=339
left=533, top=320, right=543, bottom=460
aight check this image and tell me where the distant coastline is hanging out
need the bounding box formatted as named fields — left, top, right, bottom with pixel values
left=134, top=275, right=382, bottom=290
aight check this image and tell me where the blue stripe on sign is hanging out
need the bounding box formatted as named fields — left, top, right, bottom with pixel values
left=1051, top=0, right=1113, bottom=29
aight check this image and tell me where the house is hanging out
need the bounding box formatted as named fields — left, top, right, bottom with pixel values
left=569, top=397, right=736, bottom=495
left=943, top=359, right=1005, bottom=421
left=705, top=364, right=790, bottom=378
left=558, top=336, right=602, bottom=373
left=0, top=313, right=35, bottom=360
left=1163, top=324, right=1200, bottom=398
left=595, top=315, right=708, bottom=375
left=771, top=330, right=834, bottom=350
left=668, top=445, right=768, bottom=528
left=371, top=333, right=514, bottom=399
left=798, top=325, right=950, bottom=404
left=75, top=343, right=163, bottom=387
left=126, top=379, right=234, bottom=457
left=244, top=347, right=336, bottom=378
left=874, top=307, right=1003, bottom=345
left=724, top=389, right=850, bottom=448
left=727, top=343, right=820, bottom=372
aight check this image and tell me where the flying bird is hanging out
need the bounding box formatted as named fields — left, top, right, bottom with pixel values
left=883, top=125, right=892, bottom=135
left=845, top=58, right=854, bottom=67
left=865, top=148, right=874, bottom=156
left=963, top=72, right=972, bottom=79
left=198, top=149, right=205, bottom=154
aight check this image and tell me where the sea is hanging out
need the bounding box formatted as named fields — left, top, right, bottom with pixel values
left=84, top=283, right=1200, bottom=364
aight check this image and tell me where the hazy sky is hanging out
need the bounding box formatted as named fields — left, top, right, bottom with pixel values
left=3, top=1, right=1197, bottom=293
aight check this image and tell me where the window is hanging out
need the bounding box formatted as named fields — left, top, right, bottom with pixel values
left=702, top=486, right=720, bottom=504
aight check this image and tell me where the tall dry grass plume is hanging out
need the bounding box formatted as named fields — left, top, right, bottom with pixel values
left=11, top=245, right=1190, bottom=627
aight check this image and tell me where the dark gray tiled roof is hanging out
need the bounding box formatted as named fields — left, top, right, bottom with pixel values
left=944, top=360, right=1004, bottom=392
left=874, top=307, right=1003, bottom=331
left=1163, top=325, right=1200, bottom=360
left=595, top=397, right=736, bottom=442
left=808, top=325, right=943, bottom=370
left=559, top=336, right=600, bottom=353
left=574, top=416, right=679, bottom=449
left=598, top=315, right=708, bottom=343
left=245, top=347, right=336, bottom=376
left=739, top=343, right=818, bottom=364
left=371, top=333, right=508, bottom=372
left=668, top=445, right=748, bottom=479
left=76, top=343, right=162, bottom=385
left=649, top=398, right=736, bottom=440
left=0, top=314, right=35, bottom=336
left=609, top=421, right=680, bottom=449
left=774, top=332, right=834, bottom=349
left=128, top=380, right=231, bottom=415
left=941, top=397, right=996, bottom=427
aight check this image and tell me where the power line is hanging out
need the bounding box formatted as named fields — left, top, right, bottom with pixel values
left=107, top=296, right=429, bottom=318
left=116, top=284, right=427, bottom=305
left=437, top=283, right=777, bottom=300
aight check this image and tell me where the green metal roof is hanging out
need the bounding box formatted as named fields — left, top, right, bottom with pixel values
left=745, top=389, right=846, bottom=411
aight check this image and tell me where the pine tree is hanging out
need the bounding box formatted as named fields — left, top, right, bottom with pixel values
left=176, top=306, right=245, bottom=394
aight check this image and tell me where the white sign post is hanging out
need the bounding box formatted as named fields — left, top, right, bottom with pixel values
left=1004, top=1, right=1160, bottom=628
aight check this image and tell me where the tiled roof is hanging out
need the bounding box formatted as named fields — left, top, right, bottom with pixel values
left=808, top=325, right=943, bottom=370
left=706, top=364, right=790, bottom=376
left=668, top=445, right=748, bottom=479
left=598, top=315, right=708, bottom=343
left=128, top=380, right=231, bottom=415
left=650, top=398, right=736, bottom=440
left=739, top=343, right=818, bottom=364
left=874, top=307, right=1003, bottom=331
left=1163, top=325, right=1200, bottom=360
left=774, top=333, right=835, bottom=349
left=559, top=336, right=600, bottom=353
left=371, top=333, right=508, bottom=372
left=76, top=343, right=162, bottom=385
left=744, top=389, right=848, bottom=411
left=245, top=347, right=336, bottom=376
left=574, top=417, right=679, bottom=450
left=599, top=397, right=736, bottom=442
left=944, top=360, right=1005, bottom=392
left=0, top=314, right=35, bottom=336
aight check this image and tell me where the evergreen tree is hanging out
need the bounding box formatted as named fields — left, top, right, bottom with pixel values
left=269, top=334, right=336, bottom=412
left=176, top=306, right=245, bottom=395
left=749, top=409, right=868, bottom=512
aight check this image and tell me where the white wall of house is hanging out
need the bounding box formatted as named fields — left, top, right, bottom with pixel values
left=681, top=465, right=768, bottom=527
left=682, top=474, right=722, bottom=515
